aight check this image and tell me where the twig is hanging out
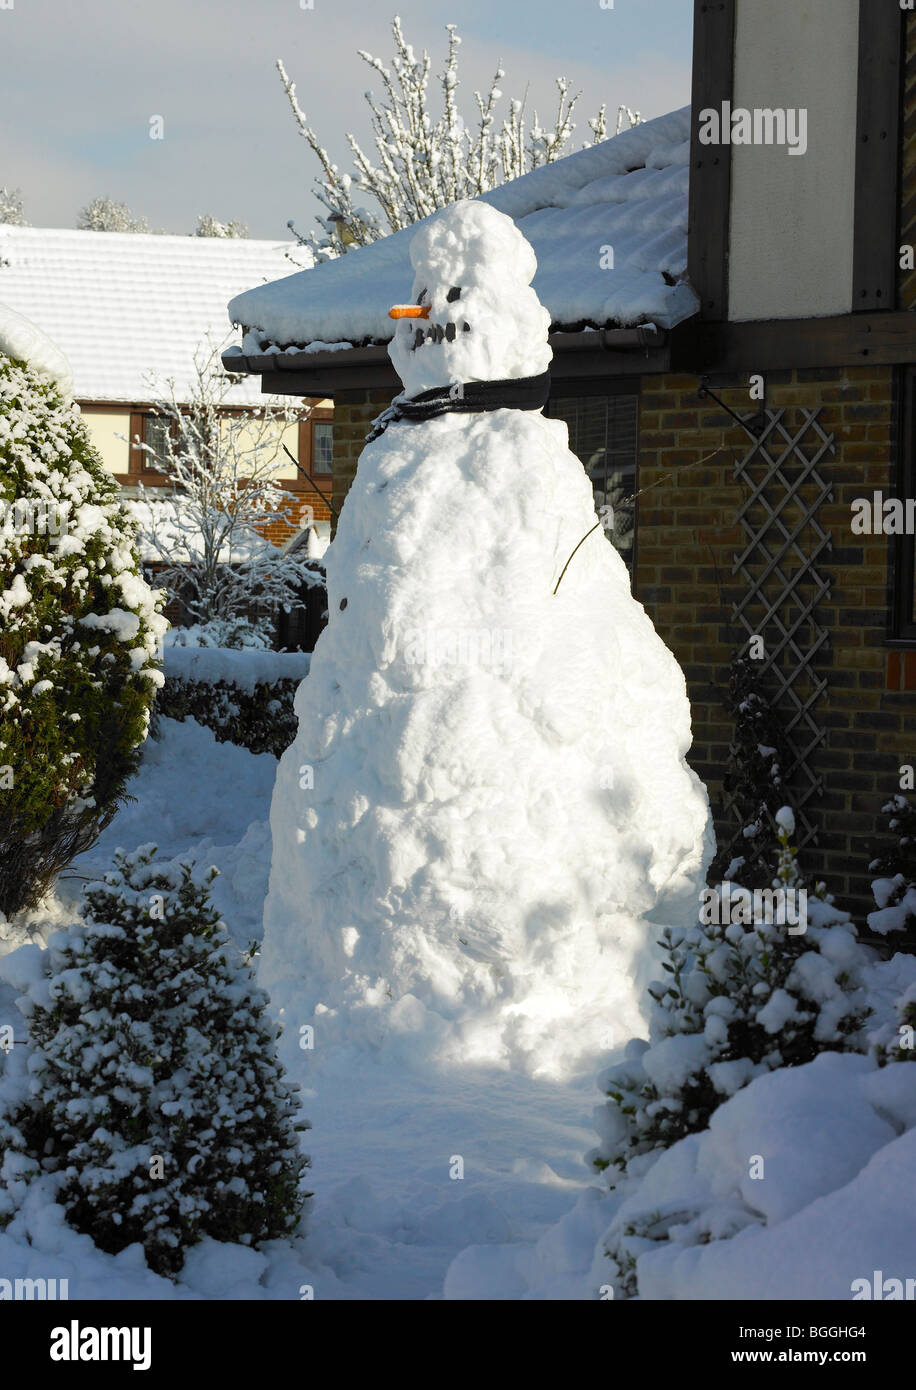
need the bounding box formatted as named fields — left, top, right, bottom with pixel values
left=553, top=447, right=727, bottom=595
left=281, top=444, right=339, bottom=519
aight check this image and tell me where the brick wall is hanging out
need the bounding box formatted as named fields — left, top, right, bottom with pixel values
left=636, top=367, right=914, bottom=917
left=331, top=389, right=392, bottom=529
left=256, top=499, right=328, bottom=549
left=325, top=371, right=913, bottom=917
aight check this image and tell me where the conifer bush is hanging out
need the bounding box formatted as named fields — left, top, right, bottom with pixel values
left=872, top=983, right=916, bottom=1065
left=0, top=351, right=166, bottom=917
left=867, top=794, right=916, bottom=943
left=590, top=815, right=871, bottom=1183
left=0, top=847, right=309, bottom=1276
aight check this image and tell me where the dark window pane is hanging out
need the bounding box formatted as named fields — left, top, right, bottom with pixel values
left=313, top=421, right=333, bottom=474
left=142, top=415, right=172, bottom=471
left=549, top=394, right=639, bottom=573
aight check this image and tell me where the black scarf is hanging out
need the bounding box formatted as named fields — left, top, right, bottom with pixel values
left=366, top=370, right=551, bottom=442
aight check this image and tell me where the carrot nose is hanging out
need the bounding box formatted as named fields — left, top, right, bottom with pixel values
left=389, top=304, right=430, bottom=319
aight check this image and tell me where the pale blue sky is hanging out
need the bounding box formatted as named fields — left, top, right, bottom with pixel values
left=1, top=0, right=692, bottom=238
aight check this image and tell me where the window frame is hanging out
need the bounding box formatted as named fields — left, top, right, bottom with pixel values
left=310, top=417, right=334, bottom=476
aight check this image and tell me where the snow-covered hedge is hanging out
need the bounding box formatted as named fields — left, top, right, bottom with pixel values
left=868, top=795, right=916, bottom=942
left=590, top=819, right=869, bottom=1184
left=0, top=347, right=166, bottom=918
left=597, top=1042, right=916, bottom=1300
left=154, top=647, right=309, bottom=758
left=0, top=846, right=309, bottom=1277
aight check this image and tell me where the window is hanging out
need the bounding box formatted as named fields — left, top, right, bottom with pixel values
left=141, top=414, right=172, bottom=473
left=892, top=369, right=916, bottom=642
left=548, top=393, right=639, bottom=573
left=312, top=421, right=333, bottom=474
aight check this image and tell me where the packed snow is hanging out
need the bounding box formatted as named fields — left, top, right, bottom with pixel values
left=260, top=201, right=713, bottom=1082
left=388, top=201, right=551, bottom=394
left=227, top=108, right=696, bottom=354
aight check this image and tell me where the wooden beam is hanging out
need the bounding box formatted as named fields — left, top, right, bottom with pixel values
left=260, top=363, right=397, bottom=396
left=253, top=332, right=670, bottom=397
left=852, top=3, right=904, bottom=311
left=673, top=309, right=916, bottom=373
left=687, top=0, right=736, bottom=320
left=892, top=365, right=916, bottom=642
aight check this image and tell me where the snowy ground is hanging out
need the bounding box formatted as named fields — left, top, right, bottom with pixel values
left=2, top=716, right=914, bottom=1301
left=0, top=718, right=600, bottom=1300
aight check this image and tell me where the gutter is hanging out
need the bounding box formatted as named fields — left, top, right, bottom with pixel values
left=222, top=322, right=673, bottom=394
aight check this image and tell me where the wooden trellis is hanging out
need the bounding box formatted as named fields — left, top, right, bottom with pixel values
left=725, top=407, right=835, bottom=852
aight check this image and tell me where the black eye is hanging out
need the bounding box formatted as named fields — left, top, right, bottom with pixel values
left=446, top=286, right=462, bottom=302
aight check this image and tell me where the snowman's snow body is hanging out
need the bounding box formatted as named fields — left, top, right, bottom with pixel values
left=261, top=200, right=713, bottom=1078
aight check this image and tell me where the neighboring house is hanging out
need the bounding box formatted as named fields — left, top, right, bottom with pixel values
left=223, top=0, right=916, bottom=920
left=0, top=225, right=335, bottom=548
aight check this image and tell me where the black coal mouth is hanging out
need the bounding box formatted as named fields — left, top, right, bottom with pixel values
left=409, top=321, right=471, bottom=352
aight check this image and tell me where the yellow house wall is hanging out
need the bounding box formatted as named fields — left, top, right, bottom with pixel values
left=82, top=410, right=132, bottom=475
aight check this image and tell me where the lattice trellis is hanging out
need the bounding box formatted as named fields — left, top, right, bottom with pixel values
left=725, top=407, right=835, bottom=852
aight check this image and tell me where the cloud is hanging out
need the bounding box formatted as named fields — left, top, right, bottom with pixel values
left=2, top=0, right=691, bottom=238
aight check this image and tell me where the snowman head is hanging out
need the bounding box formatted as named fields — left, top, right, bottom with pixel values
left=388, top=200, right=552, bottom=398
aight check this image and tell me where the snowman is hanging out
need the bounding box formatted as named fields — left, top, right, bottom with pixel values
left=261, top=200, right=713, bottom=1079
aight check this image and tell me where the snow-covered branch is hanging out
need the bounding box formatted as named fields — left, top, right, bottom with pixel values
left=278, top=18, right=641, bottom=261
left=133, top=339, right=319, bottom=634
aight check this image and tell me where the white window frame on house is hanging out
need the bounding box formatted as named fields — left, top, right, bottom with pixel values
left=311, top=418, right=333, bottom=475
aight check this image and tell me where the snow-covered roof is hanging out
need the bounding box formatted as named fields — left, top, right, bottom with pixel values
left=226, top=108, right=697, bottom=358
left=0, top=225, right=305, bottom=405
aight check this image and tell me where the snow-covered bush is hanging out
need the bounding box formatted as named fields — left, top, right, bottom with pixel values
left=279, top=16, right=639, bottom=260
left=590, top=817, right=871, bottom=1184
left=597, top=1047, right=916, bottom=1301
left=134, top=342, right=319, bottom=628
left=76, top=196, right=149, bottom=233
left=0, top=349, right=166, bottom=917
left=0, top=847, right=309, bottom=1276
left=193, top=215, right=248, bottom=239
left=872, top=980, right=916, bottom=1065
left=154, top=671, right=300, bottom=757
left=867, top=794, right=916, bottom=942
left=166, top=618, right=273, bottom=650
left=0, top=187, right=26, bottom=226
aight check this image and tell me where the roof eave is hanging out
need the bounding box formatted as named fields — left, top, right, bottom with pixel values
left=222, top=322, right=677, bottom=396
